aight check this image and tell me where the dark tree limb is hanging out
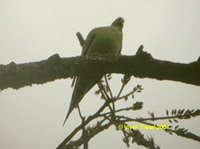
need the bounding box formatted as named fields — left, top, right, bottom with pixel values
left=0, top=46, right=200, bottom=91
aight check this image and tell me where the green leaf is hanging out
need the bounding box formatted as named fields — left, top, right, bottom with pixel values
left=132, top=94, right=134, bottom=99
left=180, top=109, right=185, bottom=115
left=174, top=109, right=177, bottom=115
left=175, top=125, right=179, bottom=129
left=95, top=89, right=100, bottom=95
left=172, top=109, right=175, bottom=115
left=173, top=119, right=178, bottom=123
left=124, top=96, right=128, bottom=101
left=166, top=110, right=169, bottom=115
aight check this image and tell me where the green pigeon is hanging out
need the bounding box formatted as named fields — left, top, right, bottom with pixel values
left=63, top=17, right=124, bottom=125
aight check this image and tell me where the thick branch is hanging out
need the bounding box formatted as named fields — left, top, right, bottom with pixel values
left=0, top=50, right=200, bottom=90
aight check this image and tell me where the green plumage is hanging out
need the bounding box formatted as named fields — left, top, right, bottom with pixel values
left=63, top=17, right=124, bottom=125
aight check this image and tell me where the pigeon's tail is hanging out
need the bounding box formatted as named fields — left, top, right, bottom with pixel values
left=63, top=74, right=103, bottom=126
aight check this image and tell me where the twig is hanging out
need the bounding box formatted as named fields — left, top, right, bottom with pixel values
left=97, top=81, right=113, bottom=112
left=117, top=89, right=135, bottom=100
left=62, top=121, right=112, bottom=149
left=117, top=82, right=125, bottom=98
left=104, top=75, right=113, bottom=98
left=57, top=98, right=112, bottom=148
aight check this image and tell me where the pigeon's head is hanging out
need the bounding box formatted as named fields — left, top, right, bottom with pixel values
left=111, top=17, right=124, bottom=30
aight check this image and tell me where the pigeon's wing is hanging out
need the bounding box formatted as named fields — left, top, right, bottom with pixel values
left=81, top=29, right=96, bottom=56
left=71, top=30, right=96, bottom=88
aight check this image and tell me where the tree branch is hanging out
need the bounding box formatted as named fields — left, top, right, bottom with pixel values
left=0, top=47, right=200, bottom=91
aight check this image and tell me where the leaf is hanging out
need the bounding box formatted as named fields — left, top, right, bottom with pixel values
left=100, top=95, right=104, bottom=99
left=108, top=76, right=112, bottom=80
left=174, top=109, right=177, bottom=115
left=121, top=78, right=124, bottom=84
left=124, top=96, right=128, bottom=101
left=172, top=109, right=175, bottom=115
left=100, top=79, right=104, bottom=83
left=132, top=102, right=143, bottom=110
left=184, top=109, right=190, bottom=115
left=133, top=87, right=136, bottom=92
left=169, top=131, right=173, bottom=135
left=148, top=111, right=155, bottom=118
left=94, top=89, right=100, bottom=95
left=175, top=125, right=179, bottom=129
left=177, top=109, right=181, bottom=115
left=166, top=110, right=169, bottom=116
left=123, top=74, right=131, bottom=85
left=131, top=94, right=134, bottom=99
left=173, top=119, right=178, bottom=123
left=190, top=109, right=194, bottom=113
left=180, top=109, right=185, bottom=115
left=107, top=74, right=112, bottom=77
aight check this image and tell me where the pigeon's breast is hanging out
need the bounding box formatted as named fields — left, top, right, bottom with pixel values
left=86, top=27, right=122, bottom=57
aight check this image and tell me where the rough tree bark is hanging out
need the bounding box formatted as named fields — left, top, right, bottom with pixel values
left=0, top=46, right=200, bottom=91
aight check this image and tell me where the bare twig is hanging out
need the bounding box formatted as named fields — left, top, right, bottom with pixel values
left=57, top=97, right=113, bottom=148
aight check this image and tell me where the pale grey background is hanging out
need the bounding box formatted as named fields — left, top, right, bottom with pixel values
left=0, top=0, right=200, bottom=149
